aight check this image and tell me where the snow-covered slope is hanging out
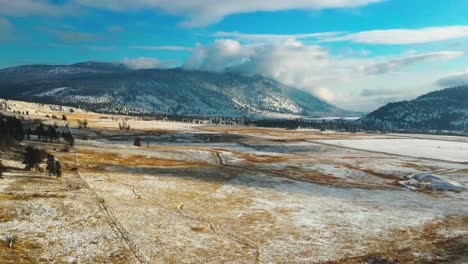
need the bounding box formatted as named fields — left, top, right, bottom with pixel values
left=0, top=62, right=349, bottom=117
left=361, top=86, right=468, bottom=130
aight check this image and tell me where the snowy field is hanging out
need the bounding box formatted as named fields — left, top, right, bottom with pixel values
left=1, top=99, right=467, bottom=263
left=317, top=138, right=468, bottom=163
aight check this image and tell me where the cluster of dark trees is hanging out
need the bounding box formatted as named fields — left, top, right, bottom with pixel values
left=126, top=112, right=246, bottom=126
left=0, top=114, right=71, bottom=179
left=244, top=118, right=360, bottom=132
left=77, top=119, right=88, bottom=129
left=26, top=124, right=75, bottom=146
left=45, top=114, right=67, bottom=121
left=22, top=147, right=62, bottom=177
left=46, top=154, right=62, bottom=178
left=22, top=146, right=46, bottom=171
left=0, top=115, right=25, bottom=149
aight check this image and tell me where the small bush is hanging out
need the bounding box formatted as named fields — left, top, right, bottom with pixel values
left=134, top=136, right=142, bottom=147
left=6, top=235, right=16, bottom=248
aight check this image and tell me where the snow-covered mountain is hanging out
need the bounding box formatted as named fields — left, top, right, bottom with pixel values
left=361, top=86, right=468, bottom=130
left=0, top=62, right=350, bottom=117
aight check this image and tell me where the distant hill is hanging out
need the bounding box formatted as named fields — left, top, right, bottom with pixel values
left=361, top=86, right=468, bottom=131
left=0, top=62, right=352, bottom=117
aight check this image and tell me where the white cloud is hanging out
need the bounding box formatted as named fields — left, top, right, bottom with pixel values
left=315, top=87, right=336, bottom=102
left=121, top=57, right=175, bottom=70
left=0, top=0, right=76, bottom=17
left=436, top=70, right=468, bottom=87
left=74, top=0, right=383, bottom=27
left=323, top=26, right=468, bottom=45
left=129, top=45, right=193, bottom=51
left=363, top=51, right=466, bottom=75
left=213, top=31, right=340, bottom=42
left=183, top=39, right=465, bottom=104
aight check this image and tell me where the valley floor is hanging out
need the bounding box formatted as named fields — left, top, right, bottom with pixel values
left=0, top=100, right=467, bottom=263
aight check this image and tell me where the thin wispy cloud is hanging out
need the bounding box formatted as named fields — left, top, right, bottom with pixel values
left=0, top=0, right=77, bottom=17
left=222, top=26, right=468, bottom=45
left=213, top=31, right=341, bottom=42
left=49, top=29, right=107, bottom=43
left=130, top=46, right=193, bottom=52
left=74, top=0, right=384, bottom=27
left=323, top=26, right=468, bottom=44
left=363, top=51, right=466, bottom=75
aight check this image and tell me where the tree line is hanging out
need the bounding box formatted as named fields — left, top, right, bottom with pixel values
left=0, top=115, right=25, bottom=150
left=25, top=124, right=75, bottom=146
left=0, top=114, right=69, bottom=179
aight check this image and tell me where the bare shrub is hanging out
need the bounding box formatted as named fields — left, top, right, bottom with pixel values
left=6, top=235, right=16, bottom=248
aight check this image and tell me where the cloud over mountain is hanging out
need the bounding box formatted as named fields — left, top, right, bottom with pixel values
left=436, top=70, right=468, bottom=87
left=121, top=57, right=176, bottom=70
left=183, top=38, right=464, bottom=102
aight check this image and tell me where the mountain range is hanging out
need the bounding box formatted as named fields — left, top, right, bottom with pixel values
left=0, top=62, right=349, bottom=117
left=361, top=86, right=468, bottom=130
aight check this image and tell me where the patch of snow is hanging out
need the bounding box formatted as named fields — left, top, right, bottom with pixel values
left=318, top=138, right=468, bottom=163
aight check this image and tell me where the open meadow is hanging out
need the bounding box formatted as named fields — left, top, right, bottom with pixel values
left=1, top=99, right=467, bottom=263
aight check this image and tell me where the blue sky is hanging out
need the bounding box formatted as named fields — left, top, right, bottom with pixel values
left=0, top=0, right=467, bottom=111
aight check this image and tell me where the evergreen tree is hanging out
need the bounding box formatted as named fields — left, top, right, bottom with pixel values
left=0, top=160, right=5, bottom=178
left=46, top=154, right=56, bottom=177
left=134, top=136, right=142, bottom=147
left=23, top=147, right=44, bottom=171
left=55, top=161, right=62, bottom=178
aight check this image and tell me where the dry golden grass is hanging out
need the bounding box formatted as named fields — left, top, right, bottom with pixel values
left=75, top=149, right=212, bottom=172
left=0, top=238, right=41, bottom=264
left=234, top=151, right=292, bottom=164
left=326, top=216, right=468, bottom=264
left=401, top=162, right=439, bottom=172
left=341, top=163, right=402, bottom=181
left=269, top=166, right=394, bottom=190
left=0, top=206, right=15, bottom=223
left=199, top=126, right=371, bottom=140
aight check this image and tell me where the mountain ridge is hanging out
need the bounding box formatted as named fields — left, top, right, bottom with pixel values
left=0, top=62, right=352, bottom=118
left=361, top=86, right=468, bottom=130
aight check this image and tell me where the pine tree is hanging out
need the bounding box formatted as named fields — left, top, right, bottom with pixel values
left=134, top=136, right=142, bottom=147
left=55, top=161, right=62, bottom=178
left=46, top=154, right=56, bottom=177
left=0, top=160, right=5, bottom=178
